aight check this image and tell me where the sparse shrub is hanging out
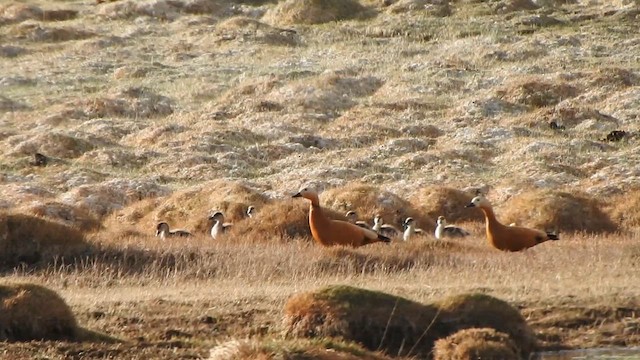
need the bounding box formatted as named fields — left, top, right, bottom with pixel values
left=434, top=293, right=537, bottom=358
left=0, top=212, right=89, bottom=268
left=433, top=328, right=521, bottom=360
left=412, top=186, right=485, bottom=230
left=321, top=183, right=430, bottom=231
left=499, top=189, right=617, bottom=234
left=208, top=338, right=392, bottom=360
left=264, top=0, right=369, bottom=25
left=9, top=23, right=94, bottom=42
left=0, top=283, right=78, bottom=341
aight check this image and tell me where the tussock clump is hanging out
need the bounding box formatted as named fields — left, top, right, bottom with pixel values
left=434, top=293, right=536, bottom=358
left=589, top=67, right=639, bottom=89
left=0, top=212, right=89, bottom=268
left=433, top=328, right=521, bottom=360
left=530, top=105, right=619, bottom=129
left=60, top=178, right=171, bottom=218
left=151, top=180, right=269, bottom=235
left=0, top=95, right=29, bottom=112
left=19, top=201, right=102, bottom=232
left=0, top=45, right=27, bottom=58
left=11, top=132, right=94, bottom=158
left=412, top=186, right=484, bottom=229
left=321, top=183, right=430, bottom=231
left=0, top=4, right=42, bottom=24
left=499, top=189, right=617, bottom=234
left=77, top=148, right=150, bottom=169
left=80, top=87, right=174, bottom=119
left=264, top=0, right=368, bottom=25
left=97, top=0, right=226, bottom=20
left=215, top=17, right=300, bottom=46
left=387, top=0, right=452, bottom=17
left=208, top=338, right=392, bottom=360
left=0, top=283, right=78, bottom=341
left=264, top=71, right=384, bottom=115
left=493, top=0, right=539, bottom=14
left=501, top=79, right=579, bottom=108
left=228, top=199, right=346, bottom=242
left=606, top=190, right=640, bottom=231
left=283, top=285, right=448, bottom=357
left=9, top=23, right=94, bottom=42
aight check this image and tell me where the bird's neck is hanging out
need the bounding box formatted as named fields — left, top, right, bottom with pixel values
left=403, top=225, right=414, bottom=241
left=480, top=205, right=501, bottom=230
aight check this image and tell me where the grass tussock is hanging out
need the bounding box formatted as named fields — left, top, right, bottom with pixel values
left=500, top=78, right=579, bottom=108
left=208, top=338, right=392, bottom=360
left=283, top=284, right=448, bottom=358
left=283, top=285, right=537, bottom=357
left=412, top=186, right=485, bottom=230
left=607, top=189, right=640, bottom=231
left=498, top=189, right=618, bottom=234
left=228, top=198, right=346, bottom=242
left=264, top=0, right=369, bottom=26
left=96, top=0, right=225, bottom=20
left=8, top=23, right=93, bottom=42
left=106, top=180, right=269, bottom=237
left=11, top=131, right=95, bottom=158
left=0, top=282, right=78, bottom=341
left=0, top=212, right=89, bottom=268
left=434, top=293, right=537, bottom=358
left=433, top=328, right=521, bottom=360
left=321, top=183, right=430, bottom=231
left=215, top=17, right=300, bottom=46
left=19, top=201, right=102, bottom=232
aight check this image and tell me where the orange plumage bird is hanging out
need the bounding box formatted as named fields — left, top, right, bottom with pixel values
left=466, top=194, right=559, bottom=252
left=293, top=187, right=391, bottom=247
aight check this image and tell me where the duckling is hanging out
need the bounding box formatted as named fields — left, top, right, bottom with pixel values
left=402, top=217, right=417, bottom=242
left=209, top=211, right=233, bottom=239
left=247, top=205, right=256, bottom=218
left=372, top=215, right=401, bottom=239
left=435, top=216, right=470, bottom=239
left=293, top=188, right=390, bottom=247
left=155, top=222, right=192, bottom=240
left=345, top=210, right=371, bottom=229
left=465, top=195, right=559, bottom=252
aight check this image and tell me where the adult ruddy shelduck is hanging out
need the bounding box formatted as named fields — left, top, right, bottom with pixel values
left=435, top=216, right=470, bottom=239
left=155, top=222, right=192, bottom=240
left=465, top=195, right=559, bottom=252
left=293, top=188, right=391, bottom=247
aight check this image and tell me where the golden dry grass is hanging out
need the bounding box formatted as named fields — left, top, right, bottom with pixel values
left=433, top=328, right=521, bottom=360
left=1, top=0, right=640, bottom=357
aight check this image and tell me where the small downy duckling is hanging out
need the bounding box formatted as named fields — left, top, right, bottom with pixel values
left=372, top=215, right=401, bottom=239
left=435, top=215, right=470, bottom=239
left=155, top=222, right=192, bottom=240
left=246, top=205, right=256, bottom=218
left=402, top=217, right=417, bottom=242
left=465, top=194, right=559, bottom=252
left=293, top=187, right=390, bottom=247
left=345, top=210, right=371, bottom=229
left=209, top=211, right=233, bottom=239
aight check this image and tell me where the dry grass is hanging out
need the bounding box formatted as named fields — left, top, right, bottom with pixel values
left=433, top=328, right=520, bottom=360
left=498, top=189, right=618, bottom=234
left=1, top=0, right=640, bottom=357
left=0, top=212, right=89, bottom=268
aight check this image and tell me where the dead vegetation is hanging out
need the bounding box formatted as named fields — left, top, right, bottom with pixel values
left=498, top=189, right=618, bottom=234
left=283, top=285, right=536, bottom=358
left=433, top=328, right=521, bottom=360
left=264, top=0, right=369, bottom=25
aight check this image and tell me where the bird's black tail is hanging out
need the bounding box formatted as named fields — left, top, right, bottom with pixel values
left=547, top=231, right=560, bottom=240
left=378, top=234, right=391, bottom=243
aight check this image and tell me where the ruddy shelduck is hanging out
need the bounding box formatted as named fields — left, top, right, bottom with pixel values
left=209, top=211, right=233, bottom=239
left=293, top=188, right=391, bottom=247
left=345, top=210, right=371, bottom=229
left=155, top=222, right=192, bottom=240
left=466, top=195, right=559, bottom=252
left=435, top=216, right=470, bottom=239
left=372, top=215, right=401, bottom=239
